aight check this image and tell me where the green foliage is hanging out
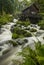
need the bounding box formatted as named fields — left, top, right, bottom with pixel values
left=31, top=0, right=44, bottom=13
left=24, top=32, right=32, bottom=37
left=13, top=0, right=31, bottom=17
left=0, top=0, right=14, bottom=14
left=17, top=42, right=44, bottom=65
left=14, top=0, right=31, bottom=11
left=0, top=16, right=8, bottom=25
left=35, top=42, right=44, bottom=56
left=38, top=19, right=44, bottom=30
left=0, top=14, right=13, bottom=25
left=38, top=0, right=44, bottom=12
left=30, top=28, right=37, bottom=32
left=9, top=40, right=18, bottom=46
left=12, top=33, right=19, bottom=39
left=17, top=20, right=30, bottom=27
left=35, top=42, right=44, bottom=65
left=12, top=27, right=32, bottom=39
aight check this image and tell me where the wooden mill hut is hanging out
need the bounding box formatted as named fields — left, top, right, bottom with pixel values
left=19, top=2, right=42, bottom=23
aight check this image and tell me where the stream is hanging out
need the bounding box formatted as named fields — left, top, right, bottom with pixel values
left=0, top=19, right=44, bottom=65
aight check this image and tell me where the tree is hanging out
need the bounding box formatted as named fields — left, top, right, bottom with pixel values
left=31, top=0, right=44, bottom=12
left=38, top=0, right=44, bottom=12
left=0, top=0, right=14, bottom=15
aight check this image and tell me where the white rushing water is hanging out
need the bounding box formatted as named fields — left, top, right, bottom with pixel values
left=0, top=29, right=12, bottom=43
left=0, top=19, right=44, bottom=45
left=0, top=19, right=18, bottom=43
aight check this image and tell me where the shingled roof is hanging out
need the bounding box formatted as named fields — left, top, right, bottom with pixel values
left=22, top=2, right=39, bottom=13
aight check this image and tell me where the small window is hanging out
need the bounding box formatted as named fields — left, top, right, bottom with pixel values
left=31, top=12, right=36, bottom=15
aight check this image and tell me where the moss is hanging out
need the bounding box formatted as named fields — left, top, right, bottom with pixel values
left=24, top=32, right=32, bottom=37
left=30, top=28, right=37, bottom=32
left=12, top=27, right=32, bottom=39
left=9, top=40, right=18, bottom=46
left=12, top=33, right=19, bottom=39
